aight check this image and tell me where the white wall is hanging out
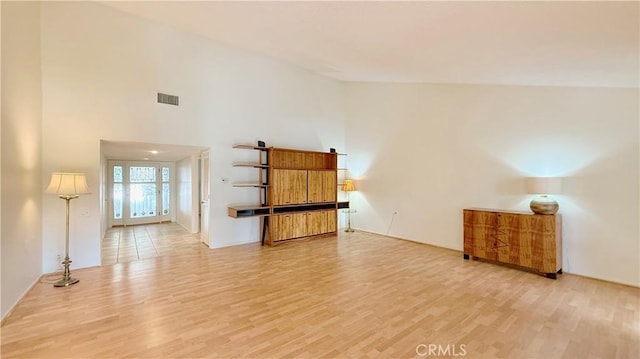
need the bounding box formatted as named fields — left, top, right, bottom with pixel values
left=176, top=155, right=199, bottom=233
left=39, top=2, right=346, bottom=272
left=345, top=82, right=639, bottom=286
left=1, top=1, right=44, bottom=319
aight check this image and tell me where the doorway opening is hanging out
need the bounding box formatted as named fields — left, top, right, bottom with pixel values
left=100, top=140, right=209, bottom=265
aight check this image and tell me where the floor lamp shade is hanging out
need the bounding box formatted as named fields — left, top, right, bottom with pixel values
left=46, top=172, right=91, bottom=197
left=46, top=172, right=90, bottom=287
left=526, top=177, right=562, bottom=215
left=341, top=179, right=356, bottom=192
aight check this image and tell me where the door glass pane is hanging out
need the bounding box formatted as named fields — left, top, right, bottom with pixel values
left=130, top=183, right=156, bottom=218
left=162, top=183, right=170, bottom=215
left=114, top=166, right=123, bottom=183
left=130, top=166, right=156, bottom=183
left=113, top=165, right=124, bottom=220
left=113, top=183, right=123, bottom=219
left=162, top=167, right=169, bottom=182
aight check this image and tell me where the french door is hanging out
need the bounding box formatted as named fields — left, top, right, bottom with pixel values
left=109, top=161, right=174, bottom=226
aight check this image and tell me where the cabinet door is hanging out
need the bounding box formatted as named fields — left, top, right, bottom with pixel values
left=514, top=214, right=536, bottom=269
left=470, top=210, right=498, bottom=261
left=293, top=213, right=308, bottom=238
left=532, top=215, right=559, bottom=273
left=325, top=210, right=337, bottom=232
left=307, top=171, right=324, bottom=204
left=306, top=210, right=337, bottom=235
left=270, top=213, right=308, bottom=241
left=272, top=169, right=307, bottom=205
left=306, top=211, right=326, bottom=236
left=322, top=171, right=337, bottom=202
left=495, top=213, right=521, bottom=265
left=270, top=214, right=294, bottom=242
left=308, top=170, right=336, bottom=203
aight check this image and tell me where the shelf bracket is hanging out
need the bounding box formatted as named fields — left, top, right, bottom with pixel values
left=261, top=216, right=268, bottom=246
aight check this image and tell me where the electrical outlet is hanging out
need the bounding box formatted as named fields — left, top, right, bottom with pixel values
left=57, top=254, right=63, bottom=270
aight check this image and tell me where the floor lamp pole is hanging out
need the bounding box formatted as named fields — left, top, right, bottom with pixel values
left=345, top=192, right=354, bottom=233
left=55, top=195, right=80, bottom=287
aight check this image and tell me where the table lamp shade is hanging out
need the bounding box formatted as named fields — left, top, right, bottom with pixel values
left=526, top=177, right=562, bottom=195
left=342, top=179, right=356, bottom=192
left=46, top=172, right=90, bottom=196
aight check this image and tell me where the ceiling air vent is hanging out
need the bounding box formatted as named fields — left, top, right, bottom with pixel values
left=157, top=92, right=179, bottom=106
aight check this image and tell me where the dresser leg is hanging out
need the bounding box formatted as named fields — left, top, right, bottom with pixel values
left=557, top=269, right=563, bottom=274
left=463, top=254, right=470, bottom=260
left=544, top=272, right=557, bottom=279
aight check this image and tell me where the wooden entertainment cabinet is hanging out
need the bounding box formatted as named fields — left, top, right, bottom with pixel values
left=228, top=144, right=347, bottom=246
left=463, top=208, right=563, bottom=279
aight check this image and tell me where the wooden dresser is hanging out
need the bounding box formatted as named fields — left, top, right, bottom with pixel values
left=463, top=208, right=562, bottom=279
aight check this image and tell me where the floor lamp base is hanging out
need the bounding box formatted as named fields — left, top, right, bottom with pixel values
left=54, top=277, right=79, bottom=287
left=345, top=228, right=355, bottom=233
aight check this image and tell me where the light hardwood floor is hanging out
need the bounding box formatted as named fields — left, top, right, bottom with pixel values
left=2, top=230, right=638, bottom=358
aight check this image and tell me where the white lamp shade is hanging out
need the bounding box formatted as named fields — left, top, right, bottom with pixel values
left=45, top=172, right=90, bottom=196
left=526, top=177, right=562, bottom=195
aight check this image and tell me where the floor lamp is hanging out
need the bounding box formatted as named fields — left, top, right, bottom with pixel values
left=341, top=179, right=356, bottom=232
left=46, top=172, right=90, bottom=287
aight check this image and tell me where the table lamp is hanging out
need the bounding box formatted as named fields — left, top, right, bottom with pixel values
left=527, top=177, right=562, bottom=215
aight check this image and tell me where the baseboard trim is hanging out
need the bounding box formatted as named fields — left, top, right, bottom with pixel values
left=1, top=273, right=43, bottom=326
left=352, top=228, right=640, bottom=288
left=211, top=238, right=259, bottom=249
left=352, top=228, right=460, bottom=252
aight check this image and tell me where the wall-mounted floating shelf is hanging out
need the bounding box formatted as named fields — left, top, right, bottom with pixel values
left=232, top=144, right=268, bottom=151
left=228, top=205, right=271, bottom=218
left=232, top=183, right=269, bottom=188
left=233, top=162, right=269, bottom=168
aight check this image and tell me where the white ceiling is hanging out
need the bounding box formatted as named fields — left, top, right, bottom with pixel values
left=101, top=1, right=639, bottom=88
left=101, top=141, right=206, bottom=162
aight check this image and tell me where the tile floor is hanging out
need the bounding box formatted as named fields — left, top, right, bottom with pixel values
left=101, top=222, right=204, bottom=265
